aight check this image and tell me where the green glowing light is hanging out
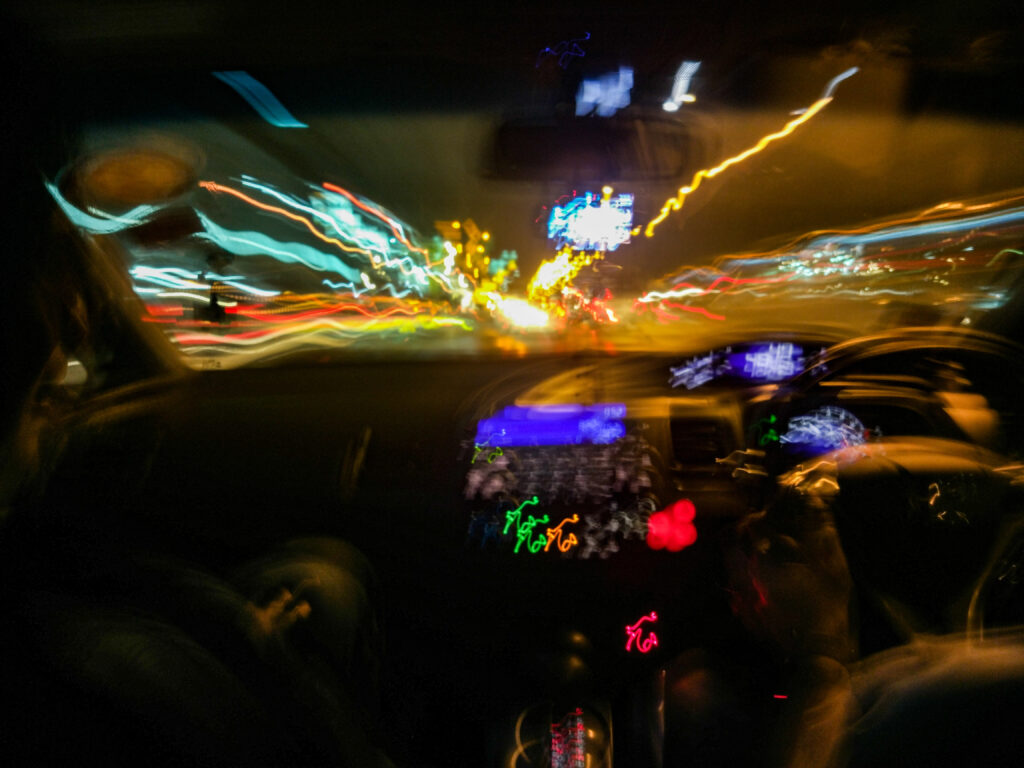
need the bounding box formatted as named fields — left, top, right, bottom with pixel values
left=503, top=496, right=540, bottom=536
left=757, top=414, right=780, bottom=446
left=516, top=515, right=550, bottom=553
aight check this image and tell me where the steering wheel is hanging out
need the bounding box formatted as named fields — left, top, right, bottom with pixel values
left=752, top=438, right=1022, bottom=651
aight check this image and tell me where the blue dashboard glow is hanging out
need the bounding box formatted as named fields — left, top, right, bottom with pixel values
left=670, top=343, right=812, bottom=389
left=576, top=66, right=634, bottom=117
left=729, top=343, right=804, bottom=381
left=669, top=352, right=727, bottom=390
left=780, top=405, right=867, bottom=454
left=548, top=192, right=634, bottom=251
left=475, top=403, right=627, bottom=447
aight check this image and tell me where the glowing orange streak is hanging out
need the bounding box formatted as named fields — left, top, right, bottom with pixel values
left=651, top=306, right=680, bottom=323
left=173, top=314, right=462, bottom=344
left=233, top=303, right=419, bottom=322
left=322, top=181, right=428, bottom=256
left=240, top=294, right=424, bottom=311
left=705, top=272, right=795, bottom=291
left=199, top=181, right=373, bottom=258
left=145, top=304, right=184, bottom=316
left=645, top=97, right=834, bottom=237
left=652, top=272, right=797, bottom=299
left=661, top=302, right=726, bottom=321
left=711, top=215, right=1019, bottom=270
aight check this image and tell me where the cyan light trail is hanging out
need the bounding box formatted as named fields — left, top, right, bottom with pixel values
left=130, top=265, right=282, bottom=297
left=212, top=71, right=308, bottom=128
left=320, top=278, right=413, bottom=298
left=322, top=181, right=428, bottom=257
left=200, top=179, right=461, bottom=297
left=45, top=181, right=159, bottom=234
left=239, top=177, right=392, bottom=260
left=195, top=212, right=364, bottom=282
left=798, top=206, right=1024, bottom=249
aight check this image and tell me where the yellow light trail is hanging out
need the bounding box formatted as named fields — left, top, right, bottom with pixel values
left=527, top=247, right=601, bottom=301
left=486, top=293, right=550, bottom=329
left=644, top=67, right=858, bottom=237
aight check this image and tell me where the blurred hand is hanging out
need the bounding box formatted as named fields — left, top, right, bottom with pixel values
left=726, top=492, right=855, bottom=662
left=247, top=587, right=312, bottom=646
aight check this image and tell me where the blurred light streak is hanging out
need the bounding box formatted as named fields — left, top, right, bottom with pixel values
left=193, top=215, right=357, bottom=282
left=130, top=265, right=282, bottom=297
left=155, top=291, right=237, bottom=306
left=174, top=315, right=473, bottom=346
left=798, top=206, right=1024, bottom=249
left=199, top=181, right=375, bottom=258
left=528, top=247, right=601, bottom=301
left=46, top=181, right=155, bottom=234
left=503, top=496, right=540, bottom=534
left=577, top=66, right=634, bottom=117
left=515, top=514, right=550, bottom=554
left=545, top=514, right=580, bottom=553
left=240, top=177, right=391, bottom=258
left=663, top=60, right=700, bottom=112
left=212, top=71, right=307, bottom=128
left=219, top=178, right=451, bottom=292
left=625, top=612, right=659, bottom=652
left=660, top=302, right=726, bottom=321
left=486, top=294, right=550, bottom=329
left=536, top=31, right=590, bottom=68
left=986, top=248, right=1023, bottom=267
left=322, top=181, right=427, bottom=256
left=645, top=67, right=858, bottom=237
left=86, top=203, right=161, bottom=224
left=230, top=302, right=421, bottom=323
left=144, top=303, right=184, bottom=316
left=548, top=190, right=633, bottom=251
left=196, top=211, right=452, bottom=296
left=320, top=278, right=412, bottom=298
left=639, top=272, right=796, bottom=302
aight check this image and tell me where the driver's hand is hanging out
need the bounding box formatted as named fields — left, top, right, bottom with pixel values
left=246, top=586, right=313, bottom=649
left=726, top=488, right=858, bottom=768
left=726, top=489, right=855, bottom=663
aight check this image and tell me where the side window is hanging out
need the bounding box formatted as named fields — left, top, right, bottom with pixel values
left=941, top=352, right=1024, bottom=459
left=824, top=347, right=1024, bottom=457
left=846, top=402, right=945, bottom=439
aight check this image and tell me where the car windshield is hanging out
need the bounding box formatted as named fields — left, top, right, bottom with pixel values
left=23, top=2, right=1024, bottom=367
left=6, top=4, right=1024, bottom=768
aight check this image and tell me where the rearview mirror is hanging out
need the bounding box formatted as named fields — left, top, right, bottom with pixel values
left=487, top=115, right=697, bottom=182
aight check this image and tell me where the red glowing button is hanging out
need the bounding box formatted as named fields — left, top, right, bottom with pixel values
left=646, top=499, right=698, bottom=552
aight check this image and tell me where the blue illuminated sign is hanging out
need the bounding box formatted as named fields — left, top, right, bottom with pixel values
left=475, top=403, right=627, bottom=447
left=780, top=405, right=867, bottom=455
left=670, top=343, right=815, bottom=389
left=576, top=67, right=633, bottom=117
left=729, top=343, right=804, bottom=382
left=548, top=191, right=634, bottom=252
